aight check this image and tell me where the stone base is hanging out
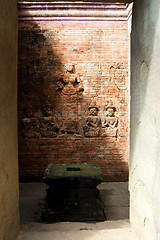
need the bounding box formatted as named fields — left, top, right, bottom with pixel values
left=42, top=163, right=106, bottom=222
left=42, top=186, right=106, bottom=222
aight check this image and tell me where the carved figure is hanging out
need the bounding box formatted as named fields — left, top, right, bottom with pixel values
left=40, top=102, right=59, bottom=138
left=83, top=103, right=101, bottom=137
left=56, top=63, right=84, bottom=136
left=102, top=106, right=118, bottom=137
left=22, top=104, right=40, bottom=138
left=22, top=117, right=40, bottom=138
left=56, top=64, right=84, bottom=97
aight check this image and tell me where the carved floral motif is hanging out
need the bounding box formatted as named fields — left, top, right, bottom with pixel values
left=109, top=63, right=127, bottom=90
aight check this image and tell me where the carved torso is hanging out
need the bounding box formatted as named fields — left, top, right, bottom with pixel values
left=104, top=116, right=118, bottom=129
left=87, top=116, right=101, bottom=128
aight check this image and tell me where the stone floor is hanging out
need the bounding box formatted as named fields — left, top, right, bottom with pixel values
left=17, top=182, right=131, bottom=240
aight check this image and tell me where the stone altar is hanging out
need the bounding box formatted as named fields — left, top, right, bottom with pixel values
left=42, top=163, right=106, bottom=222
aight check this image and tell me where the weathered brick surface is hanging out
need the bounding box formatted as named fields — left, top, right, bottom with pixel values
left=18, top=20, right=129, bottom=182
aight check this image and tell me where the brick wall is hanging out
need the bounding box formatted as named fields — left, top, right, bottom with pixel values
left=18, top=17, right=129, bottom=182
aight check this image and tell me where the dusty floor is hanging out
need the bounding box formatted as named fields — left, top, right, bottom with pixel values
left=17, top=182, right=131, bottom=240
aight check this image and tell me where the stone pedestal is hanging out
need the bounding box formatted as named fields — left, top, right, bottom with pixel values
left=42, top=163, right=106, bottom=222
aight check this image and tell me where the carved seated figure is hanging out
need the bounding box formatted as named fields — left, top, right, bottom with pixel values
left=22, top=118, right=40, bottom=138
left=40, top=104, right=59, bottom=138
left=102, top=106, right=118, bottom=137
left=83, top=104, right=101, bottom=137
left=22, top=104, right=40, bottom=138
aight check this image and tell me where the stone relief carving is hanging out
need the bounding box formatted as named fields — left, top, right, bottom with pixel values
left=56, top=63, right=84, bottom=100
left=22, top=104, right=40, bottom=138
left=21, top=61, right=122, bottom=140
left=83, top=103, right=101, bottom=137
left=109, top=63, right=127, bottom=90
left=21, top=101, right=119, bottom=139
left=40, top=100, right=59, bottom=138
left=59, top=119, right=80, bottom=136
left=102, top=106, right=118, bottom=137
left=56, top=63, right=84, bottom=136
left=22, top=117, right=40, bottom=138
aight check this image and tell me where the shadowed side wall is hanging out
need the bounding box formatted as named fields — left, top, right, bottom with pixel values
left=0, top=1, right=19, bottom=240
left=130, top=0, right=160, bottom=239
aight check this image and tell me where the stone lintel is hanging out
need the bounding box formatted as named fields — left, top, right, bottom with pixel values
left=18, top=1, right=133, bottom=21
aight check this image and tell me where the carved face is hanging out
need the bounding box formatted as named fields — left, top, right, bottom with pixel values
left=65, top=63, right=74, bottom=73
left=89, top=107, right=98, bottom=116
left=107, top=108, right=114, bottom=117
